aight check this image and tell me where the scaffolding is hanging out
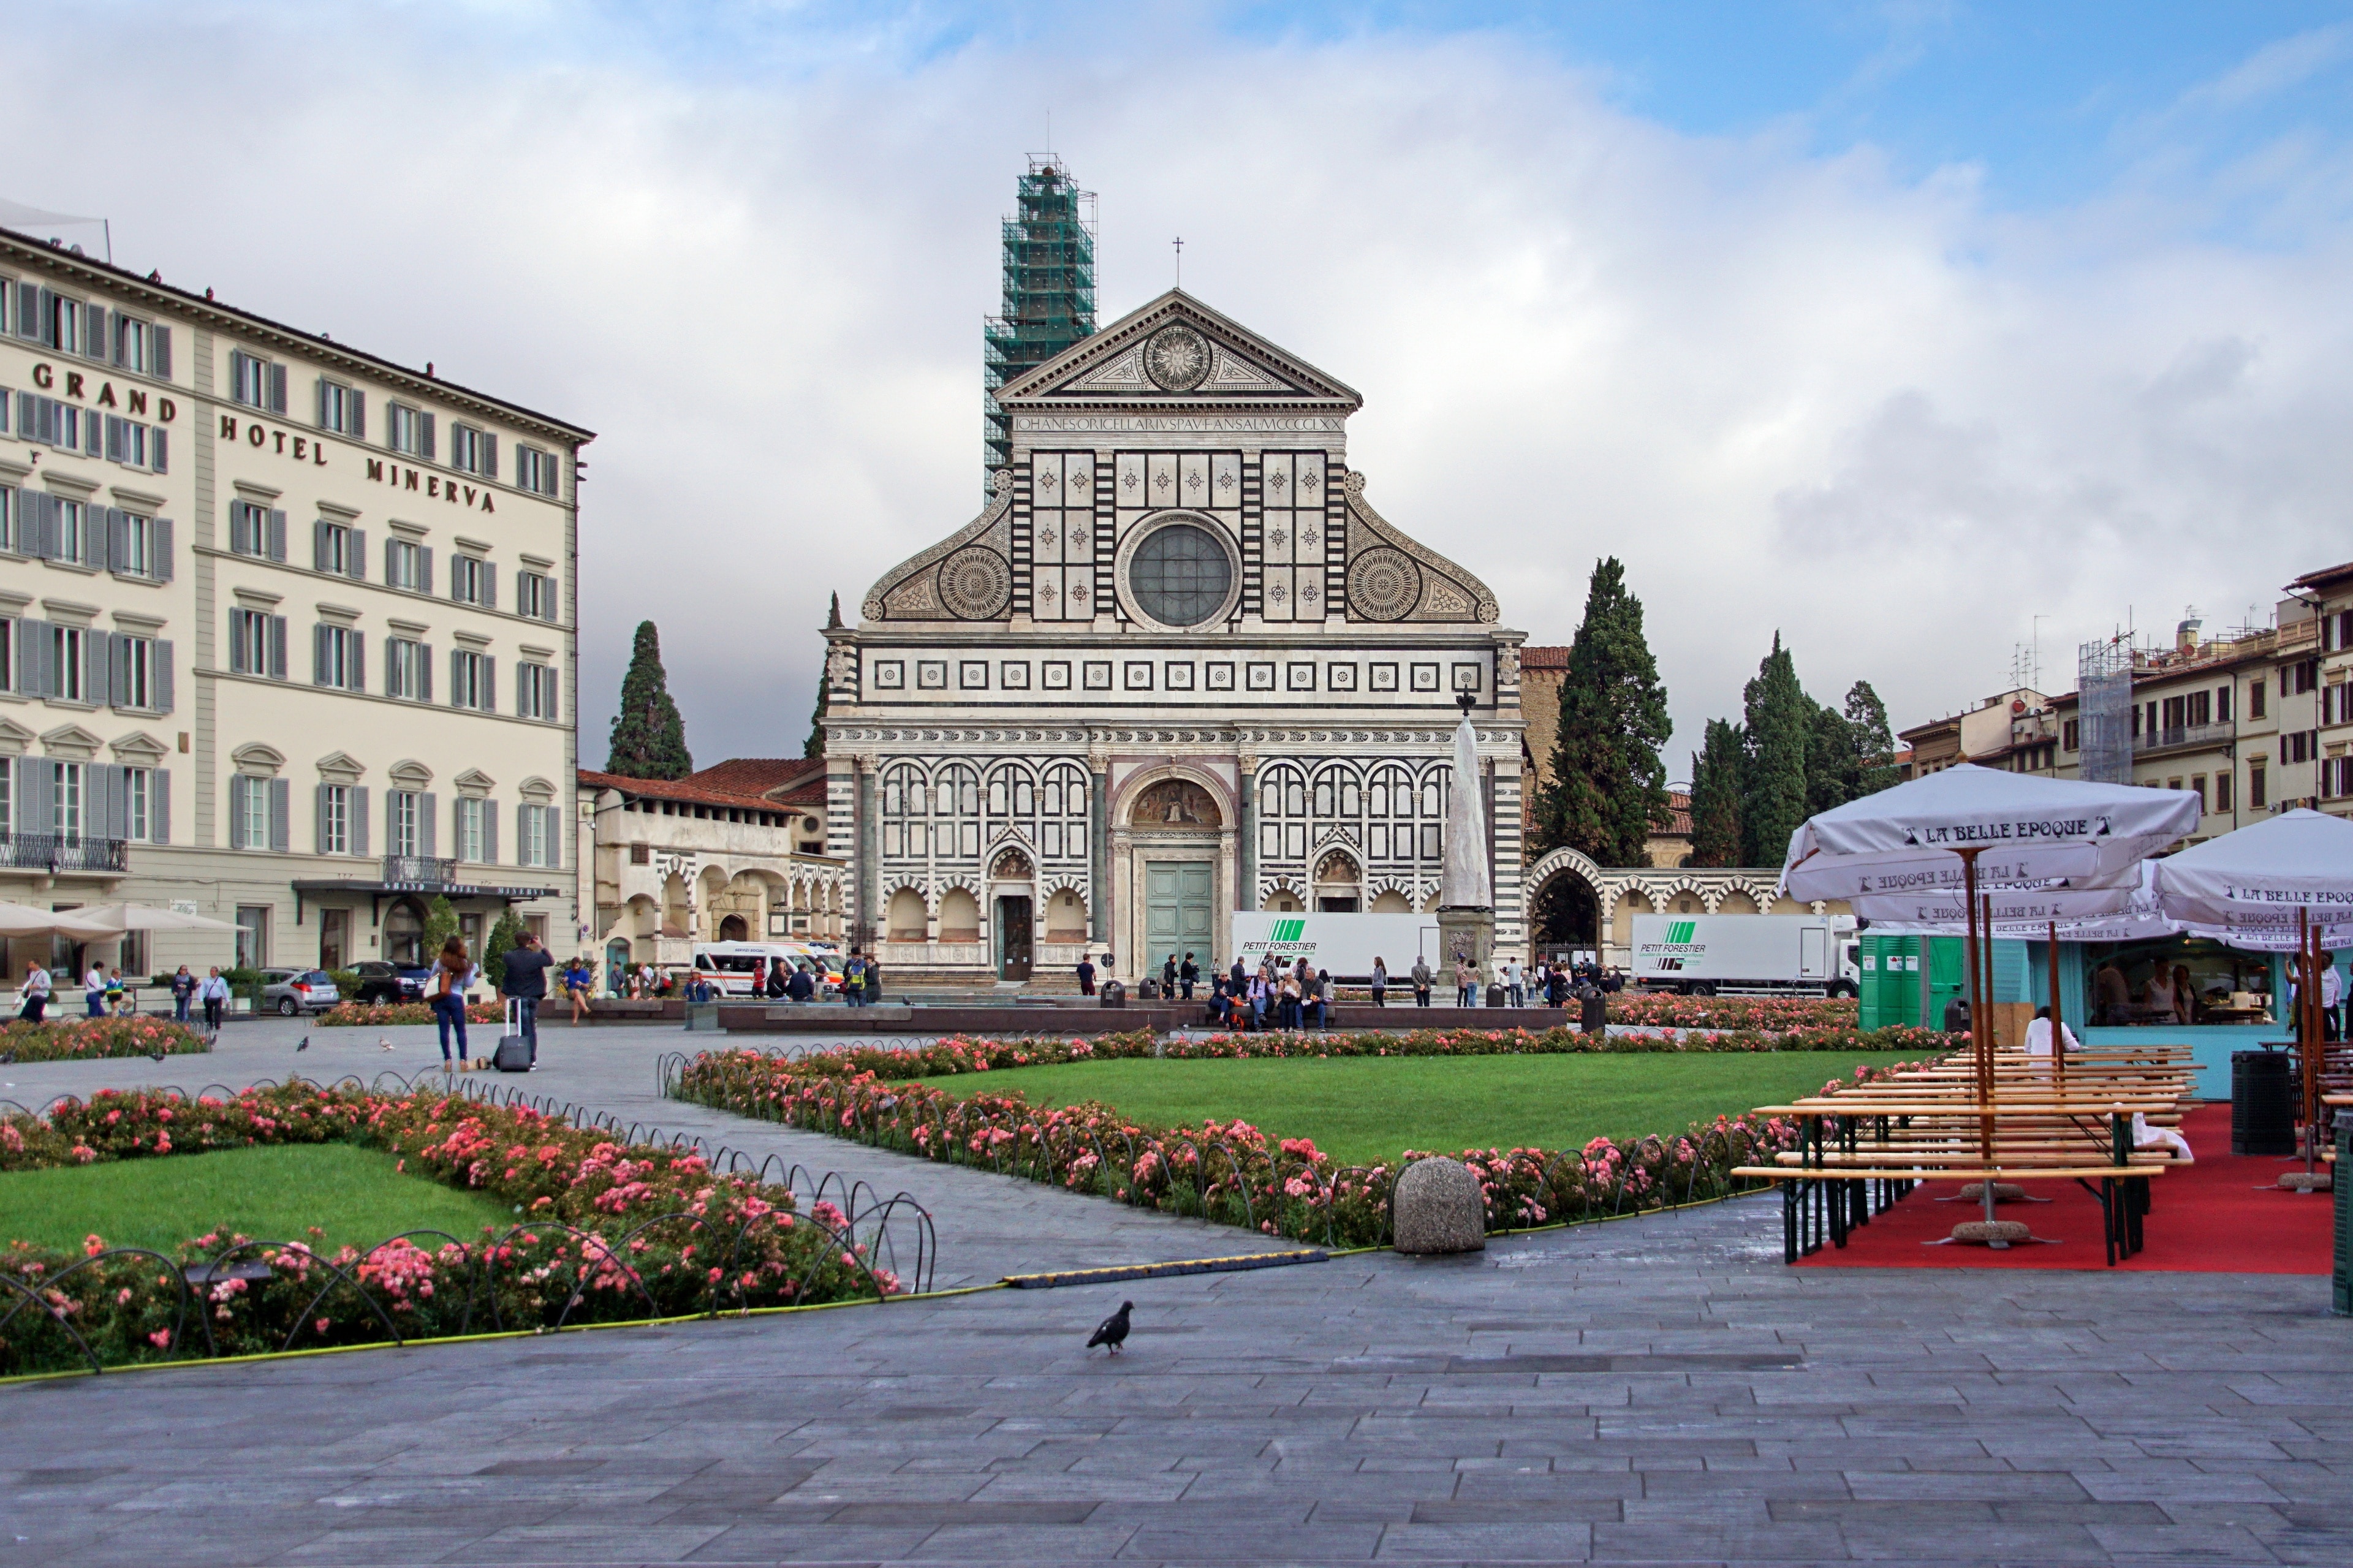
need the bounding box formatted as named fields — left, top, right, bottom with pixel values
left=2077, top=634, right=2137, bottom=785
left=983, top=157, right=1097, bottom=490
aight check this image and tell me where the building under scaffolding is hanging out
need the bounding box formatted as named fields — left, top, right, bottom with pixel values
left=2077, top=634, right=2137, bottom=785
left=983, top=157, right=1096, bottom=489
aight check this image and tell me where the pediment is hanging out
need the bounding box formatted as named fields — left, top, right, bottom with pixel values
left=42, top=723, right=105, bottom=760
left=998, top=290, right=1360, bottom=411
left=314, top=750, right=366, bottom=783
left=0, top=716, right=34, bottom=755
left=110, top=730, right=170, bottom=763
left=453, top=767, right=497, bottom=797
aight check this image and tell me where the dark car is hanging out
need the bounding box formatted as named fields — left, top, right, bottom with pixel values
left=348, top=960, right=431, bottom=1005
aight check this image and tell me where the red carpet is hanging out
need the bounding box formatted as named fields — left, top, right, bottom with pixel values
left=1792, top=1105, right=2334, bottom=1273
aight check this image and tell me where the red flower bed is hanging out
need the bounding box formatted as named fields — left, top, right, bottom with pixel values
left=0, top=1017, right=210, bottom=1063
left=1604, top=993, right=1860, bottom=1031
left=0, top=1082, right=899, bottom=1376
left=316, top=999, right=503, bottom=1028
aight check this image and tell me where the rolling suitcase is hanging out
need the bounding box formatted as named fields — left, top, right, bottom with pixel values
left=492, top=1000, right=532, bottom=1072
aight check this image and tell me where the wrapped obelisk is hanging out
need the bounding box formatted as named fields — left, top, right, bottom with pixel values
left=1436, top=694, right=1495, bottom=994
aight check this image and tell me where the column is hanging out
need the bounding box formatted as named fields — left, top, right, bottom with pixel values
left=1237, top=749, right=1257, bottom=913
left=1088, top=749, right=1109, bottom=942
left=855, top=756, right=877, bottom=947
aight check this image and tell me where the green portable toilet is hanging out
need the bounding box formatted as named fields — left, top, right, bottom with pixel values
left=1859, top=933, right=1965, bottom=1029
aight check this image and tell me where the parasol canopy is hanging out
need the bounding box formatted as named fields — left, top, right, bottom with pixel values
left=0, top=901, right=117, bottom=939
left=69, top=903, right=238, bottom=934
left=1780, top=764, right=2202, bottom=903
left=2153, top=809, right=2353, bottom=950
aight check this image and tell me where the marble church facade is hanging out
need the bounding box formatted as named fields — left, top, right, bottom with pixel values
left=820, top=292, right=1527, bottom=983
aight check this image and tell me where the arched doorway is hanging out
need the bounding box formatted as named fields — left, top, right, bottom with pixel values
left=1126, top=778, right=1222, bottom=980
left=1523, top=850, right=1602, bottom=965
left=989, top=847, right=1034, bottom=982
left=383, top=898, right=428, bottom=966
left=718, top=914, right=749, bottom=942
left=1313, top=849, right=1362, bottom=912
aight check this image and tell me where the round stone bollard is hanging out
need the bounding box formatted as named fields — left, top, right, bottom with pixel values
left=1391, top=1156, right=1487, bottom=1255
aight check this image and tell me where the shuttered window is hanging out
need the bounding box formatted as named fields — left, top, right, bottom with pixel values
left=515, top=445, right=558, bottom=496
left=316, top=377, right=365, bottom=437
left=516, top=570, right=557, bottom=620
left=517, top=662, right=558, bottom=720
left=230, top=610, right=288, bottom=680
left=386, top=402, right=434, bottom=458
left=386, top=637, right=432, bottom=702
left=228, top=501, right=287, bottom=560
left=449, top=423, right=496, bottom=477
left=229, top=349, right=287, bottom=413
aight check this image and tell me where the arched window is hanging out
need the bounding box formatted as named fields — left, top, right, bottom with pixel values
left=936, top=762, right=980, bottom=860
left=1041, top=762, right=1089, bottom=862
left=880, top=763, right=927, bottom=861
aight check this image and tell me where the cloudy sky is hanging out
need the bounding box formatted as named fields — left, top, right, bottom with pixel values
left=15, top=2, right=2353, bottom=776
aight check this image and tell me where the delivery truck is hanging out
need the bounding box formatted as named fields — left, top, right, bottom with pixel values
left=1630, top=914, right=1860, bottom=997
left=1227, top=912, right=1440, bottom=982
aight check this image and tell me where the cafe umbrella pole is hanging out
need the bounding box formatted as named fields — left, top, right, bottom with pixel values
left=1961, top=849, right=2000, bottom=1232
left=2048, top=918, right=2067, bottom=1091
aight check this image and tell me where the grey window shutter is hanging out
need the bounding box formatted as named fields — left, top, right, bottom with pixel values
left=267, top=509, right=287, bottom=561
left=270, top=778, right=290, bottom=853
left=314, top=377, right=327, bottom=426
left=105, top=416, right=123, bottom=463
left=482, top=656, right=496, bottom=712
left=347, top=631, right=365, bottom=692
left=13, top=281, right=35, bottom=340
left=315, top=784, right=331, bottom=854
left=420, top=545, right=434, bottom=593
left=151, top=426, right=167, bottom=474
left=516, top=803, right=530, bottom=866
left=86, top=306, right=108, bottom=363
left=268, top=615, right=287, bottom=680
left=85, top=411, right=103, bottom=459
left=107, top=507, right=127, bottom=571
left=352, top=786, right=369, bottom=857
left=153, top=511, right=175, bottom=577
left=313, top=623, right=328, bottom=686
left=350, top=389, right=363, bottom=440
left=227, top=776, right=248, bottom=850
left=153, top=768, right=170, bottom=845
left=155, top=640, right=174, bottom=713
left=83, top=505, right=105, bottom=569
left=421, top=794, right=438, bottom=858
left=482, top=432, right=498, bottom=479
left=268, top=362, right=287, bottom=415
left=313, top=519, right=330, bottom=571
left=347, top=529, right=365, bottom=581
left=24, top=760, right=53, bottom=836
left=546, top=667, right=558, bottom=718
left=10, top=618, right=33, bottom=695
left=153, top=324, right=171, bottom=379
left=36, top=619, right=59, bottom=697
left=420, top=645, right=433, bottom=703
left=86, top=630, right=102, bottom=703
left=421, top=412, right=435, bottom=461
left=34, top=287, right=56, bottom=348
left=482, top=562, right=496, bottom=609
left=449, top=554, right=461, bottom=599
left=108, top=632, right=129, bottom=707
left=485, top=801, right=498, bottom=864
left=515, top=661, right=527, bottom=713
left=229, top=612, right=249, bottom=676
left=97, top=767, right=125, bottom=839
left=111, top=311, right=126, bottom=366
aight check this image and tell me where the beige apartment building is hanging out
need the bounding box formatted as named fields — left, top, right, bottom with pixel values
left=1, top=227, right=588, bottom=980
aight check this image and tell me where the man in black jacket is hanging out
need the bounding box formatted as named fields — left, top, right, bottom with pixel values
left=499, top=931, right=556, bottom=1067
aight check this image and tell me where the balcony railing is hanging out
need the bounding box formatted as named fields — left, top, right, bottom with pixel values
left=381, top=855, right=459, bottom=888
left=0, top=833, right=129, bottom=874
left=2142, top=721, right=2235, bottom=755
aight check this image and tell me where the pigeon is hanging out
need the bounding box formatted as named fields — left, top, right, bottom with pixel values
left=1086, top=1301, right=1134, bottom=1356
left=378, top=1036, right=395, bottom=1053
left=295, top=1036, right=309, bottom=1053
left=148, top=1049, right=167, bottom=1064
left=1, top=1050, right=14, bottom=1066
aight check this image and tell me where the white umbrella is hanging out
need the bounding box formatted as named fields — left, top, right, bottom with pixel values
left=69, top=902, right=239, bottom=934
left=1849, top=879, right=2139, bottom=931
left=0, top=901, right=116, bottom=939
left=1781, top=764, right=2202, bottom=903
left=2152, top=810, right=2353, bottom=950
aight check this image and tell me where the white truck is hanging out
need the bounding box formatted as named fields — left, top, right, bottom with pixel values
left=1228, top=912, right=1441, bottom=982
left=1631, top=914, right=1860, bottom=998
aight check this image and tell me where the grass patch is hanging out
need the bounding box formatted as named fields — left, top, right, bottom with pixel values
left=915, top=1051, right=1914, bottom=1166
left=1, top=1143, right=516, bottom=1257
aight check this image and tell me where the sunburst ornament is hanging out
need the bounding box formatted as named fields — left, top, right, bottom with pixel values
left=1143, top=324, right=1212, bottom=391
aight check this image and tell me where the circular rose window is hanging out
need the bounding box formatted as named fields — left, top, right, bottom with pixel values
left=1127, top=522, right=1233, bottom=627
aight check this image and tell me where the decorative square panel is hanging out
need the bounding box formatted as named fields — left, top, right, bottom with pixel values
left=1287, top=662, right=1316, bottom=691
left=873, top=660, right=904, bottom=689
left=1370, top=663, right=1399, bottom=692
left=1246, top=662, right=1276, bottom=691
left=1042, top=662, right=1072, bottom=690
left=1452, top=663, right=1483, bottom=692
left=1327, top=662, right=1357, bottom=691
left=1206, top=662, right=1235, bottom=691
left=1000, top=661, right=1031, bottom=689
left=1165, top=662, right=1195, bottom=691
left=960, top=661, right=988, bottom=689
left=1410, top=663, right=1440, bottom=692
left=1083, top=661, right=1113, bottom=690
left=917, top=661, right=947, bottom=689
left=1124, top=661, right=1154, bottom=690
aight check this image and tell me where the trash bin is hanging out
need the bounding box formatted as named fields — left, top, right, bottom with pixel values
left=2231, top=1050, right=2296, bottom=1157
left=1101, top=980, right=1126, bottom=1009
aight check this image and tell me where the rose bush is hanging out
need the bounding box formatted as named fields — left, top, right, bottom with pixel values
left=0, top=1082, right=898, bottom=1375
left=0, top=1017, right=210, bottom=1063
left=314, top=999, right=504, bottom=1028
left=1602, top=993, right=1859, bottom=1031
left=672, top=1043, right=1930, bottom=1252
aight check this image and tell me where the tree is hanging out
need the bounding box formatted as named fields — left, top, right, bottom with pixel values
left=806, top=594, right=839, bottom=759
left=422, top=895, right=460, bottom=962
left=1688, top=719, right=1746, bottom=867
left=482, top=909, right=524, bottom=991
left=1740, top=633, right=1812, bottom=866
left=1843, top=680, right=1898, bottom=797
left=1806, top=699, right=1860, bottom=817
left=605, top=621, right=693, bottom=780
left=1529, top=558, right=1672, bottom=866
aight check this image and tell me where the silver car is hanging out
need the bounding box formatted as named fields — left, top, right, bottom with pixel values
left=258, top=967, right=341, bottom=1015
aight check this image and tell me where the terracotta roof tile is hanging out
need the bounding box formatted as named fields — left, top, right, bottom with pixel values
left=684, top=758, right=827, bottom=798
left=1519, top=645, right=1571, bottom=670
left=577, top=769, right=794, bottom=814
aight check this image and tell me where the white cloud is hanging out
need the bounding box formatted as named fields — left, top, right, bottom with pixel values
left=12, top=6, right=2352, bottom=773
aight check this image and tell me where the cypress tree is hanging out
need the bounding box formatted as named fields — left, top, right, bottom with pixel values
left=1740, top=633, right=1811, bottom=866
left=1530, top=558, right=1672, bottom=866
left=1806, top=699, right=1860, bottom=817
left=605, top=621, right=693, bottom=780
left=1688, top=719, right=1745, bottom=867
left=806, top=593, right=841, bottom=759
left=1843, top=680, right=1898, bottom=797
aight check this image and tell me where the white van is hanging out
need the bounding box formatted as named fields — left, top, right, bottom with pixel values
left=689, top=941, right=838, bottom=998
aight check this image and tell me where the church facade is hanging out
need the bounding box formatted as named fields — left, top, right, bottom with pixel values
left=820, top=292, right=1527, bottom=983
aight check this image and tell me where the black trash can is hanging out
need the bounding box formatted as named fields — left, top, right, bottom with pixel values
left=2231, top=1050, right=2297, bottom=1157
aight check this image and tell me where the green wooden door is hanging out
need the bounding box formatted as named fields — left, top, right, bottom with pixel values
left=1145, top=863, right=1215, bottom=976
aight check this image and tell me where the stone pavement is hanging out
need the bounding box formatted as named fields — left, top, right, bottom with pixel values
left=4, top=1188, right=2348, bottom=1566
left=0, top=1018, right=1296, bottom=1288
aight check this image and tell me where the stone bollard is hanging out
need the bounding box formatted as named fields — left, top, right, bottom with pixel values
left=1391, top=1156, right=1486, bottom=1255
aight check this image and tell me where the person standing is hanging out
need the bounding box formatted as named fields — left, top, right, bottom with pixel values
left=1077, top=953, right=1097, bottom=996
left=2325, top=959, right=2344, bottom=1041
left=843, top=952, right=866, bottom=1007
left=430, top=937, right=474, bottom=1072
left=764, top=959, right=788, bottom=1001
left=1411, top=955, right=1433, bottom=1008
left=786, top=961, right=815, bottom=1002
left=105, top=967, right=129, bottom=1017
left=499, top=930, right=555, bottom=1069
left=170, top=965, right=195, bottom=1025
left=18, top=961, right=52, bottom=1023
left=197, top=966, right=230, bottom=1034
left=1179, top=952, right=1199, bottom=1000
left=1453, top=956, right=1476, bottom=1008
left=83, top=961, right=107, bottom=1017
left=1371, top=957, right=1388, bottom=1008
left=861, top=953, right=883, bottom=1007
left=1161, top=953, right=1178, bottom=998
left=1503, top=957, right=1524, bottom=1009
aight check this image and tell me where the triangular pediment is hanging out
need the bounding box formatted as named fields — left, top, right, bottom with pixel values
left=998, top=290, right=1361, bottom=411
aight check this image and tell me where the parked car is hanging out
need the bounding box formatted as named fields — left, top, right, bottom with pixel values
left=347, top=960, right=431, bottom=1006
left=258, top=968, right=341, bottom=1015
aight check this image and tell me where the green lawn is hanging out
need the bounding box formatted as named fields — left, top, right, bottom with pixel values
left=915, top=1052, right=1914, bottom=1167
left=1, top=1144, right=516, bottom=1257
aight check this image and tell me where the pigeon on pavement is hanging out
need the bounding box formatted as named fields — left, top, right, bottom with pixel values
left=295, top=1036, right=309, bottom=1053
left=1086, top=1301, right=1133, bottom=1356
left=148, top=1049, right=167, bottom=1063
left=378, top=1036, right=395, bottom=1052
